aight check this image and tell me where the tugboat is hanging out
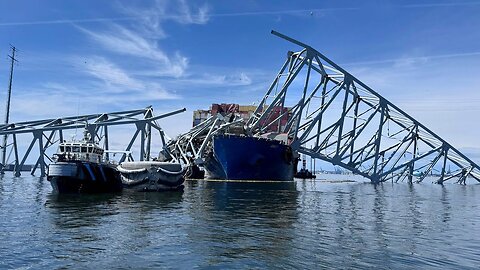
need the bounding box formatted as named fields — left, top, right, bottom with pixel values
left=117, top=161, right=185, bottom=191
left=47, top=129, right=122, bottom=193
left=294, top=157, right=316, bottom=179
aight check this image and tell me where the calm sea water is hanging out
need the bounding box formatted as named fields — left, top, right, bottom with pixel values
left=0, top=174, right=479, bottom=269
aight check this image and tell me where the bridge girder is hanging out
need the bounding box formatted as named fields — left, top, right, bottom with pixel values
left=246, top=31, right=480, bottom=184
left=0, top=106, right=185, bottom=177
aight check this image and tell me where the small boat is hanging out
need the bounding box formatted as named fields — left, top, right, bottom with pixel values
left=412, top=170, right=424, bottom=178
left=117, top=161, right=185, bottom=191
left=294, top=168, right=316, bottom=179
left=47, top=130, right=122, bottom=193
left=294, top=157, right=316, bottom=179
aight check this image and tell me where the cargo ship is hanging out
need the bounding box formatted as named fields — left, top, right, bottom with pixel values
left=178, top=103, right=298, bottom=181
left=203, top=134, right=296, bottom=181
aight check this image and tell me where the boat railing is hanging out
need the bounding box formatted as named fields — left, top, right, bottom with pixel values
left=53, top=152, right=103, bottom=163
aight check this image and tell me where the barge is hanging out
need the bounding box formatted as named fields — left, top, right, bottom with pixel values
left=117, top=161, right=185, bottom=191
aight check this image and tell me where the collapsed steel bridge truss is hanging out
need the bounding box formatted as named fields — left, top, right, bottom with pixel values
left=164, top=113, right=245, bottom=165
left=0, top=106, right=185, bottom=177
left=246, top=31, right=480, bottom=184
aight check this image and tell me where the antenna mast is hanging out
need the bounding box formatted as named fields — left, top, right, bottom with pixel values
left=1, top=46, right=17, bottom=172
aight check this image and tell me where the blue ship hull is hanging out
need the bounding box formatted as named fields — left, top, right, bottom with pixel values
left=204, top=134, right=295, bottom=181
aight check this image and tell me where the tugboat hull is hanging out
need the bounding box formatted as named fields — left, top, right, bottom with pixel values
left=47, top=162, right=122, bottom=193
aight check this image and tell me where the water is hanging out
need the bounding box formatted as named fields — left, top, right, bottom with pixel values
left=1, top=174, right=479, bottom=269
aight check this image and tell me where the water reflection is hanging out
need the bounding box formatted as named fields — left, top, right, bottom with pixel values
left=0, top=174, right=4, bottom=194
left=43, top=189, right=186, bottom=268
left=184, top=180, right=299, bottom=268
left=2, top=175, right=480, bottom=269
left=440, top=186, right=451, bottom=224
left=34, top=177, right=47, bottom=204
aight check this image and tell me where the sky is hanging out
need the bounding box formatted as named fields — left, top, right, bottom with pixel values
left=0, top=0, right=480, bottom=161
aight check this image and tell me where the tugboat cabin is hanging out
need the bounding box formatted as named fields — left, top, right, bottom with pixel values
left=56, top=142, right=104, bottom=163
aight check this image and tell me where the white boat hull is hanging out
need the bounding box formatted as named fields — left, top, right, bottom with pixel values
left=118, top=161, right=184, bottom=191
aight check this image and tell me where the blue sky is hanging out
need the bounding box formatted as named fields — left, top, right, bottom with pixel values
left=0, top=0, right=480, bottom=159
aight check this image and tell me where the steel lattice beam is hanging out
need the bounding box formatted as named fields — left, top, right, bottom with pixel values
left=246, top=30, right=480, bottom=184
left=0, top=106, right=185, bottom=177
left=164, top=114, right=245, bottom=165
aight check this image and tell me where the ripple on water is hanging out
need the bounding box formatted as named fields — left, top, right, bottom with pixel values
left=0, top=176, right=479, bottom=269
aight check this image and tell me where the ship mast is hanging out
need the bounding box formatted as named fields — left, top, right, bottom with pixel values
left=1, top=46, right=17, bottom=173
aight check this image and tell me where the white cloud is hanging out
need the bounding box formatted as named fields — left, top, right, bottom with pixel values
left=239, top=72, right=252, bottom=84
left=9, top=76, right=180, bottom=124
left=393, top=56, right=428, bottom=68
left=0, top=0, right=209, bottom=28
left=6, top=1, right=215, bottom=125
left=175, top=0, right=210, bottom=24
left=77, top=25, right=188, bottom=78
left=117, top=0, right=210, bottom=38
left=81, top=57, right=144, bottom=91
left=75, top=1, right=212, bottom=80
left=342, top=51, right=480, bottom=68
left=118, top=0, right=209, bottom=31
left=171, top=71, right=254, bottom=86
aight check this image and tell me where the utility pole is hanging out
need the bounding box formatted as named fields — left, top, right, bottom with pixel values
left=1, top=46, right=17, bottom=173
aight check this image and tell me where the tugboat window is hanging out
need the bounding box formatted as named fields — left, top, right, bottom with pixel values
left=60, top=146, right=65, bottom=152
left=73, top=146, right=80, bottom=152
left=66, top=146, right=71, bottom=152
left=81, top=147, right=87, bottom=152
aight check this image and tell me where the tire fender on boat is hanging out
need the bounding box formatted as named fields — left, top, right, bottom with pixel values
left=156, top=166, right=184, bottom=175
left=117, top=165, right=148, bottom=174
